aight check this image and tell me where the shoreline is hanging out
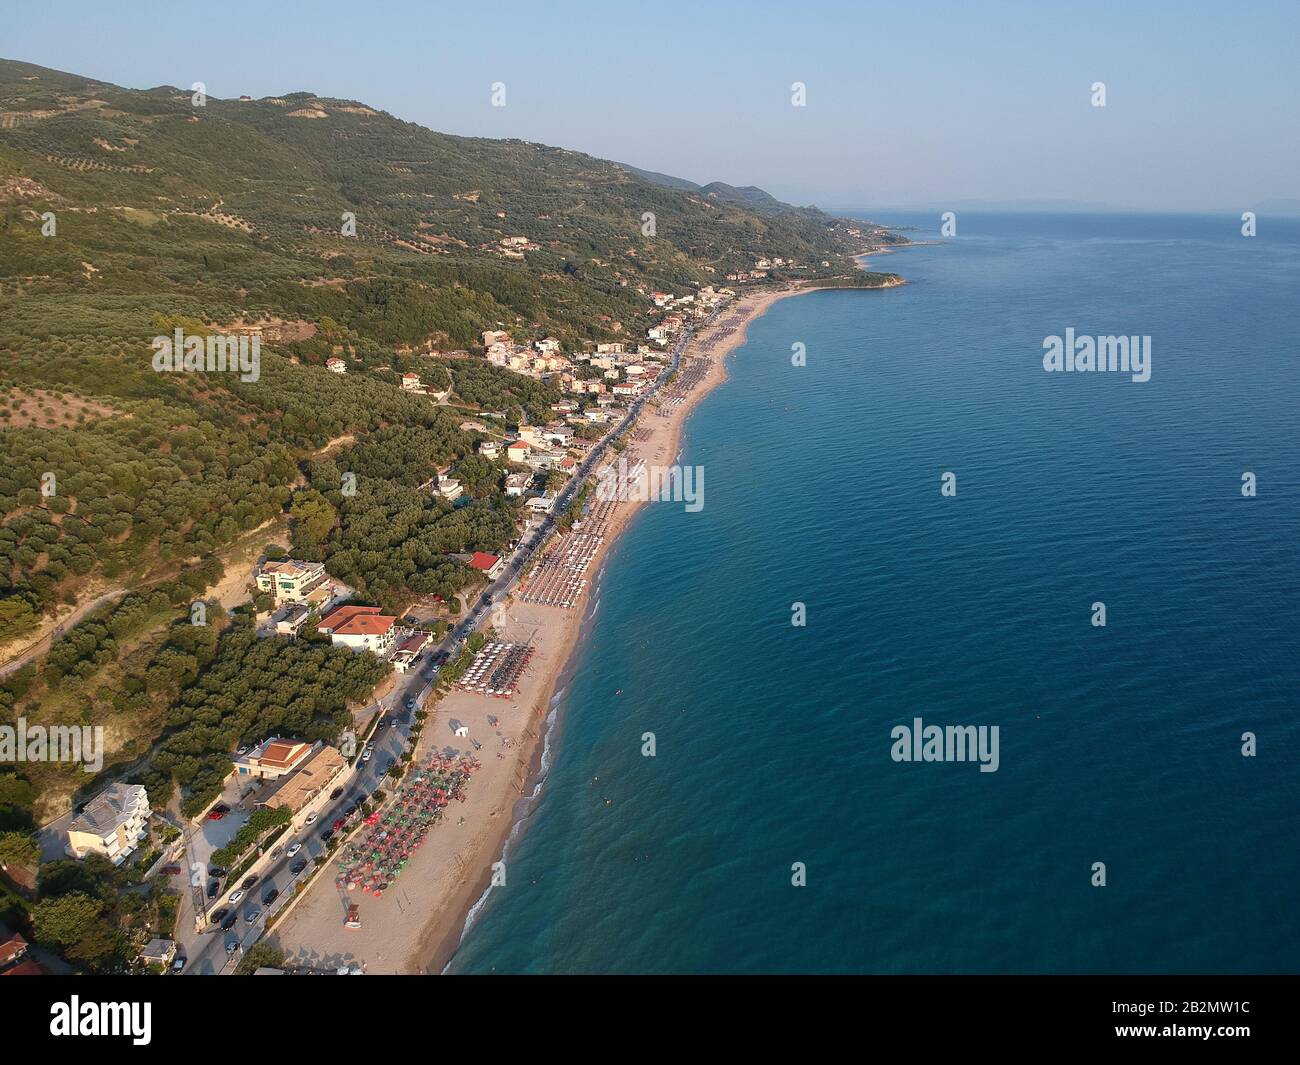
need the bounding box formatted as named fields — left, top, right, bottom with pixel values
left=270, top=283, right=851, bottom=975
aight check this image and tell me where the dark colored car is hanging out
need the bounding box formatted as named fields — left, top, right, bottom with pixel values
left=210, top=908, right=229, bottom=924
left=206, top=881, right=219, bottom=899
left=320, top=829, right=334, bottom=842
left=220, top=912, right=238, bottom=931
left=262, top=888, right=279, bottom=905
left=209, top=866, right=227, bottom=878
left=289, top=859, right=308, bottom=875
left=329, top=787, right=344, bottom=800
left=241, top=875, right=257, bottom=890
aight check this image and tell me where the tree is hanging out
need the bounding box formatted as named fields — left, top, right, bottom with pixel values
left=236, top=941, right=286, bottom=975
left=0, top=831, right=39, bottom=871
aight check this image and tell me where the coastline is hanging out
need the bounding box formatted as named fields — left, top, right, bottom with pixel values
left=270, top=283, right=835, bottom=975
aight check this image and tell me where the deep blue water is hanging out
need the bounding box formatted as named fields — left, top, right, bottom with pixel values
left=449, top=212, right=1300, bottom=974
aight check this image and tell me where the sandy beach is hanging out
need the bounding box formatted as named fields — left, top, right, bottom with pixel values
left=270, top=284, right=816, bottom=974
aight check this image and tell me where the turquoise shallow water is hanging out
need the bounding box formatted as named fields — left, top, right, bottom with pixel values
left=449, top=212, right=1300, bottom=974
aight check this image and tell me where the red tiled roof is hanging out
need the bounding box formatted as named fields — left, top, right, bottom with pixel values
left=467, top=552, right=500, bottom=571
left=332, top=614, right=397, bottom=636
left=318, top=604, right=382, bottom=631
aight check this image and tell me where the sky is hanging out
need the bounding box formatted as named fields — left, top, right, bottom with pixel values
left=5, top=0, right=1298, bottom=212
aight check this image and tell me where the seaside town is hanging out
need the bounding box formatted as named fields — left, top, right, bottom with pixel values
left=1, top=263, right=823, bottom=976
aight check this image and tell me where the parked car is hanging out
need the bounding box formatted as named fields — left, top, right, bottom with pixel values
left=329, top=787, right=344, bottom=800
left=209, top=866, right=227, bottom=878
left=225, top=940, right=238, bottom=954
left=332, top=818, right=347, bottom=832
left=206, top=881, right=219, bottom=899
left=206, top=809, right=225, bottom=821
left=171, top=955, right=186, bottom=973
left=362, top=749, right=372, bottom=762
left=405, top=697, right=417, bottom=711
left=286, top=842, right=301, bottom=858
left=245, top=908, right=261, bottom=923
left=241, top=875, right=258, bottom=890
left=210, top=908, right=229, bottom=925
left=228, top=890, right=245, bottom=905
left=290, top=859, right=308, bottom=875
left=220, top=912, right=237, bottom=931
left=320, top=829, right=334, bottom=842
left=304, top=812, right=318, bottom=825
left=263, top=888, right=279, bottom=904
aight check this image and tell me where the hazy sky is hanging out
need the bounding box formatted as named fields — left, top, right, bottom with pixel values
left=7, top=0, right=1298, bottom=211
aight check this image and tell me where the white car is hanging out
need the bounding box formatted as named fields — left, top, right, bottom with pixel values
left=362, top=750, right=372, bottom=762
left=304, top=813, right=318, bottom=825
left=228, top=890, right=245, bottom=905
left=286, top=842, right=301, bottom=857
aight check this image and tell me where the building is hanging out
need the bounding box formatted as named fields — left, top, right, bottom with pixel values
left=437, top=476, right=463, bottom=501
left=256, top=560, right=328, bottom=603
left=0, top=927, right=30, bottom=971
left=234, top=738, right=315, bottom=780
left=401, top=372, right=422, bottom=392
left=66, top=783, right=150, bottom=866
left=273, top=602, right=311, bottom=637
left=525, top=493, right=556, bottom=515
left=391, top=631, right=432, bottom=673
left=256, top=744, right=349, bottom=829
left=466, top=551, right=506, bottom=580
left=478, top=440, right=500, bottom=459
left=139, top=938, right=177, bottom=968
left=317, top=604, right=399, bottom=655
left=504, top=472, right=531, bottom=498
left=326, top=358, right=347, bottom=374
left=506, top=439, right=533, bottom=463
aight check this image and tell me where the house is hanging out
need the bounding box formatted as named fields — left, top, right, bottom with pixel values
left=66, top=783, right=150, bottom=866
left=317, top=604, right=399, bottom=654
left=525, top=493, right=556, bottom=515
left=139, top=938, right=177, bottom=968
left=0, top=927, right=30, bottom=972
left=478, top=440, right=500, bottom=459
left=523, top=448, right=562, bottom=470
left=612, top=381, right=641, bottom=397
left=506, top=440, right=533, bottom=463
left=391, top=631, right=432, bottom=673
left=256, top=560, right=328, bottom=603
left=256, top=744, right=349, bottom=829
left=466, top=551, right=506, bottom=580
left=401, top=372, right=422, bottom=392
left=326, top=358, right=347, bottom=374
left=436, top=476, right=463, bottom=501
left=234, top=737, right=315, bottom=780
left=535, top=337, right=561, bottom=354
left=273, top=602, right=311, bottom=637
left=504, top=473, right=531, bottom=498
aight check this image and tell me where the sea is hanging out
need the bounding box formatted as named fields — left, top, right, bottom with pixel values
left=447, top=211, right=1300, bottom=974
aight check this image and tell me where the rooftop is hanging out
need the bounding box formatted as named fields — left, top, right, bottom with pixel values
left=69, top=783, right=147, bottom=837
